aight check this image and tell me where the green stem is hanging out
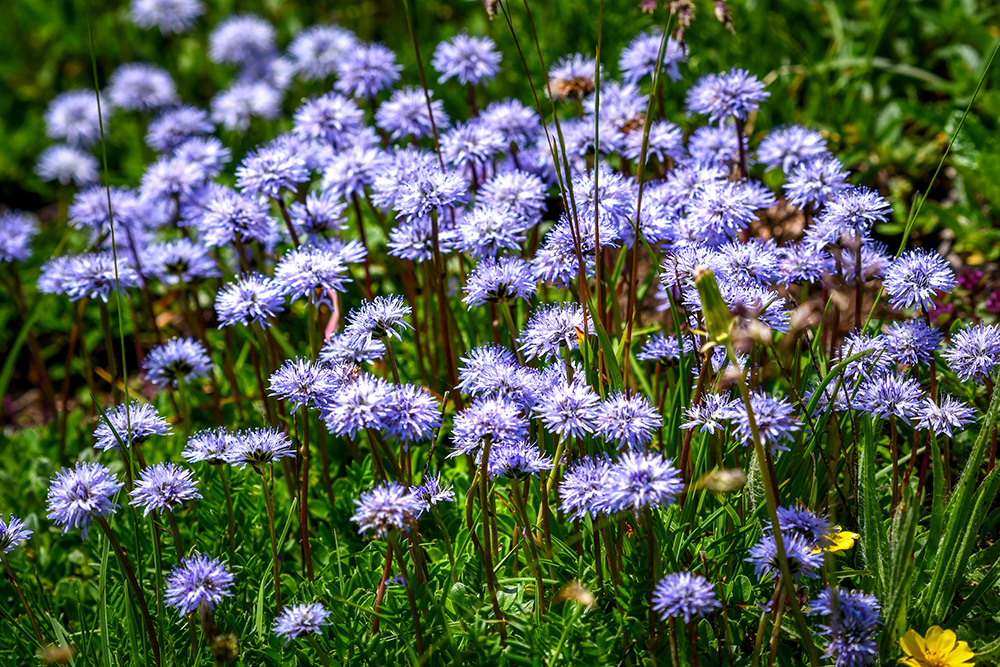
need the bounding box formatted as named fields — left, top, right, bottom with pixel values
left=1, top=553, right=46, bottom=646
left=259, top=469, right=283, bottom=612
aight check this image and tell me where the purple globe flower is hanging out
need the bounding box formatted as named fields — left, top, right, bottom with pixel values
left=432, top=34, right=501, bottom=85
left=211, top=81, right=283, bottom=132
left=652, top=572, right=721, bottom=624
left=46, top=463, right=122, bottom=538
left=36, top=145, right=99, bottom=187
left=343, top=295, right=412, bottom=344
left=596, top=392, right=662, bottom=450
left=534, top=379, right=601, bottom=439
left=810, top=587, right=881, bottom=667
left=0, top=211, right=38, bottom=263
left=730, top=391, right=801, bottom=451
left=883, top=320, right=943, bottom=366
left=942, top=323, right=1000, bottom=383
left=351, top=482, right=423, bottom=537
left=757, top=125, right=828, bottom=173
left=165, top=553, right=234, bottom=615
left=883, top=249, right=956, bottom=311
left=145, top=238, right=221, bottom=285
left=208, top=14, right=276, bottom=67
left=412, top=474, right=455, bottom=511
left=857, top=372, right=924, bottom=424
left=619, top=30, right=687, bottom=83
left=450, top=396, right=529, bottom=457
left=916, top=395, right=977, bottom=438
left=130, top=0, right=204, bottom=34
left=376, top=87, right=450, bottom=141
left=288, top=24, right=356, bottom=81
left=558, top=457, right=613, bottom=520
left=784, top=154, right=849, bottom=210
left=45, top=90, right=106, bottom=148
left=273, top=244, right=351, bottom=304
left=129, top=463, right=201, bottom=516
left=747, top=532, right=822, bottom=582
left=597, top=451, right=684, bottom=515
left=143, top=337, right=213, bottom=388
left=292, top=93, right=365, bottom=150
left=146, top=104, right=215, bottom=152
left=519, top=302, right=594, bottom=361
left=228, top=428, right=296, bottom=470
left=274, top=602, right=331, bottom=643
left=334, top=42, right=401, bottom=99
left=685, top=68, right=769, bottom=124
left=215, top=273, right=286, bottom=328
left=486, top=439, right=553, bottom=480
left=319, top=373, right=394, bottom=438
left=94, top=401, right=172, bottom=451
left=462, top=255, right=537, bottom=307
left=183, top=428, right=238, bottom=464
left=236, top=142, right=310, bottom=199
left=268, top=357, right=340, bottom=413
left=0, top=515, right=32, bottom=554
left=383, top=384, right=441, bottom=443
left=106, top=63, right=178, bottom=111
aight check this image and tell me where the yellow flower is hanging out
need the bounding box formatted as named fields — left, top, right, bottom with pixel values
left=899, top=626, right=975, bottom=667
left=813, top=528, right=860, bottom=554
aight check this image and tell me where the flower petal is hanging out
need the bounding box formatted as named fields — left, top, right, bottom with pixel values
left=900, top=629, right=928, bottom=660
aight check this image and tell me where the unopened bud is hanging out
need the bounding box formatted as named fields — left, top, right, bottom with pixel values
left=553, top=580, right=596, bottom=608
left=697, top=469, right=747, bottom=493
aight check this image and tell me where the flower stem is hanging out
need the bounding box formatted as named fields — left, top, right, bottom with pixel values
left=1, top=552, right=46, bottom=646
left=511, top=481, right=545, bottom=618
left=217, top=463, right=236, bottom=559
left=259, top=469, right=283, bottom=612
left=388, top=532, right=425, bottom=657
left=300, top=410, right=314, bottom=581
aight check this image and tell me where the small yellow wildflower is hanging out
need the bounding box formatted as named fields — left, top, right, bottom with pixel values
left=812, top=528, right=861, bottom=554
left=899, top=626, right=975, bottom=667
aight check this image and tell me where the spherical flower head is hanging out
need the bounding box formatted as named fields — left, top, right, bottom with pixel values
left=534, top=379, right=601, bottom=439
left=916, top=395, right=977, bottom=438
left=772, top=506, right=832, bottom=548
left=681, top=392, right=737, bottom=435
left=211, top=81, right=283, bottom=132
left=351, top=482, right=423, bottom=537
left=685, top=68, right=769, bottom=124
left=106, top=63, right=177, bottom=111
left=289, top=24, right=357, bottom=81
left=273, top=244, right=351, bottom=304
left=45, top=90, right=106, bottom=148
left=320, top=373, right=394, bottom=438
left=519, top=302, right=594, bottom=361
left=596, top=392, right=662, bottom=449
left=292, top=93, right=365, bottom=150
left=320, top=332, right=386, bottom=366
left=810, top=587, right=881, bottom=667
left=942, top=323, right=1000, bottom=384
left=38, top=252, right=139, bottom=303
left=652, top=572, right=721, bottom=624
left=209, top=14, right=276, bottom=66
left=229, top=428, right=296, bottom=470
left=883, top=320, right=943, bottom=366
left=899, top=626, right=974, bottom=667
left=321, top=144, right=388, bottom=201
left=619, top=30, right=687, bottom=84
left=183, top=428, right=237, bottom=464
left=36, top=145, right=99, bottom=187
left=858, top=371, right=925, bottom=424
left=334, top=42, right=401, bottom=99
left=146, top=238, right=221, bottom=285
left=450, top=396, right=529, bottom=457
left=215, top=273, right=286, bottom=328
left=412, top=474, right=455, bottom=510
left=778, top=242, right=835, bottom=287
left=130, top=0, right=204, bottom=34
left=805, top=186, right=892, bottom=249
left=175, top=138, right=230, bottom=180
left=143, top=337, right=212, bottom=389
left=685, top=178, right=758, bottom=244
left=441, top=121, right=507, bottom=172
left=343, top=295, right=413, bottom=345
left=129, top=463, right=201, bottom=516
left=449, top=205, right=528, bottom=259
left=637, top=332, right=692, bottom=363
left=0, top=211, right=38, bottom=263
left=747, top=532, right=822, bottom=582
left=883, top=249, right=956, bottom=311
left=757, top=125, right=828, bottom=173
left=457, top=344, right=518, bottom=394
left=462, top=256, right=537, bottom=308
left=432, top=34, right=501, bottom=85
left=0, top=515, right=32, bottom=554
left=393, top=167, right=470, bottom=221
left=731, top=391, right=800, bottom=451
left=268, top=357, right=339, bottom=413
left=46, top=462, right=122, bottom=538
left=289, top=192, right=348, bottom=237
left=559, top=457, right=613, bottom=520
left=376, top=87, right=450, bottom=141
left=165, top=553, right=234, bottom=616
left=94, top=400, right=171, bottom=451
left=597, top=452, right=683, bottom=515
left=236, top=143, right=310, bottom=199
left=274, top=602, right=331, bottom=643
left=146, top=106, right=213, bottom=153
left=549, top=53, right=598, bottom=100
left=487, top=439, right=553, bottom=480
left=784, top=154, right=849, bottom=210
left=199, top=187, right=274, bottom=248
left=383, top=384, right=441, bottom=444
left=478, top=169, right=547, bottom=222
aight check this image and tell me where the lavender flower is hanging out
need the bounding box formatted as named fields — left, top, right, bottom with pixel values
left=637, top=333, right=693, bottom=363
left=487, top=439, right=553, bottom=480
left=450, top=396, right=529, bottom=457
left=772, top=506, right=833, bottom=547
left=597, top=451, right=684, bottom=515
left=36, top=145, right=99, bottom=186
left=916, top=395, right=977, bottom=438
left=596, top=392, right=662, bottom=449
left=747, top=532, right=822, bottom=582
left=805, top=186, right=891, bottom=249
left=383, top=384, right=441, bottom=443
left=686, top=68, right=769, bottom=124
left=320, top=373, right=394, bottom=438
left=273, top=244, right=351, bottom=304
left=130, top=0, right=204, bottom=34
left=215, top=273, right=286, bottom=328
left=229, top=428, right=296, bottom=470
left=94, top=401, right=171, bottom=451
left=106, top=63, right=177, bottom=111
left=320, top=332, right=386, bottom=366
left=559, top=457, right=613, bottom=520
left=143, top=337, right=213, bottom=388
left=236, top=143, right=310, bottom=199
left=0, top=515, right=32, bottom=554
left=183, top=428, right=237, bottom=464
left=209, top=14, right=276, bottom=66
left=199, top=186, right=274, bottom=248
left=46, top=463, right=122, bottom=538
left=351, top=482, right=423, bottom=537
left=376, top=87, right=450, bottom=141
left=462, top=256, right=537, bottom=307
left=883, top=249, right=956, bottom=311
left=942, top=323, right=1000, bottom=383
left=757, top=125, right=828, bottom=173
left=652, top=572, right=721, bottom=623
left=335, top=42, right=401, bottom=99
left=534, top=379, right=601, bottom=439
left=432, top=34, right=501, bottom=85
left=0, top=211, right=38, bottom=263
left=519, top=303, right=594, bottom=361
left=145, top=239, right=221, bottom=285
left=549, top=53, right=598, bottom=100
left=274, top=602, right=331, bottom=643
left=268, top=358, right=339, bottom=413
left=810, top=587, right=881, bottom=667
left=45, top=90, right=106, bottom=148
left=619, top=30, right=686, bottom=83
left=165, top=554, right=234, bottom=615
left=857, top=372, right=924, bottom=424
left=211, top=81, right=282, bottom=132
left=784, top=154, right=849, bottom=209
left=129, top=463, right=201, bottom=516
left=288, top=24, right=356, bottom=81
left=292, top=93, right=365, bottom=150
left=730, top=391, right=801, bottom=451
left=343, top=295, right=412, bottom=344
left=412, top=474, right=455, bottom=511
left=883, top=320, right=943, bottom=366
left=682, top=393, right=737, bottom=435
left=289, top=192, right=348, bottom=237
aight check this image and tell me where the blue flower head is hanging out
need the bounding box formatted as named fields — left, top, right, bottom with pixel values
left=215, top=273, right=286, bottom=328
left=229, top=428, right=296, bottom=470
left=686, top=68, right=769, bottom=124
left=94, top=400, right=171, bottom=451
left=0, top=515, right=32, bottom=554
left=274, top=602, right=331, bottom=643
left=597, top=451, right=684, bottom=515
left=106, top=62, right=178, bottom=111
left=883, top=249, right=956, bottom=311
left=432, top=34, right=501, bottom=85
left=165, top=553, right=234, bottom=616
left=558, top=456, right=613, bottom=520
left=462, top=255, right=537, bottom=308
left=652, top=572, right=721, bottom=624
left=0, top=211, right=38, bottom=263
left=129, top=463, right=201, bottom=516
left=183, top=428, right=238, bottom=464
left=46, top=463, right=122, bottom=539
left=335, top=42, right=401, bottom=99
left=351, top=482, right=423, bottom=537
left=343, top=295, right=413, bottom=344
left=942, top=323, right=1000, bottom=383
left=143, top=337, right=213, bottom=389
left=130, top=0, right=204, bottom=34
left=810, top=587, right=881, bottom=667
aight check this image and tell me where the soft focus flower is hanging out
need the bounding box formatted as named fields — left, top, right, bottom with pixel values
left=0, top=211, right=38, bottom=263
left=130, top=0, right=204, bottom=34
left=811, top=587, right=881, bottom=667
left=432, top=34, right=501, bottom=85
left=36, top=145, right=99, bottom=186
left=0, top=515, right=32, bottom=554
left=274, top=602, right=331, bottom=643
left=652, top=572, right=721, bottom=623
left=899, top=626, right=974, bottom=667
left=143, top=337, right=213, bottom=388
left=165, top=554, right=234, bottom=615
left=94, top=401, right=171, bottom=451
left=106, top=63, right=177, bottom=111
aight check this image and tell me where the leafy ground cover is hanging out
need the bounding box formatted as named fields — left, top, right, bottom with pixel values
left=1, top=0, right=1000, bottom=666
